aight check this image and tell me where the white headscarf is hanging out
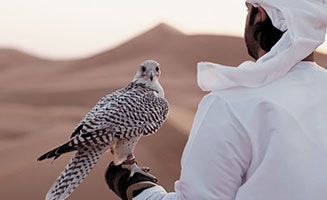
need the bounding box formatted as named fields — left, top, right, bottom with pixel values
left=197, top=0, right=327, bottom=91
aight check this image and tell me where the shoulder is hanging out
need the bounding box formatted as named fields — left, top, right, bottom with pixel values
left=198, top=88, right=285, bottom=132
left=193, top=93, right=242, bottom=135
left=182, top=92, right=252, bottom=166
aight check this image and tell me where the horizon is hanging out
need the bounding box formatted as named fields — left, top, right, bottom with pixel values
left=2, top=22, right=327, bottom=61
left=0, top=23, right=247, bottom=61
left=0, top=0, right=326, bottom=59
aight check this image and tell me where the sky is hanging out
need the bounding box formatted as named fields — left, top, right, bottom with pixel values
left=0, top=0, right=326, bottom=59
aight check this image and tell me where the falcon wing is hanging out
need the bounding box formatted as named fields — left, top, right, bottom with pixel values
left=70, top=86, right=168, bottom=143
left=70, top=88, right=126, bottom=138
left=137, top=91, right=169, bottom=136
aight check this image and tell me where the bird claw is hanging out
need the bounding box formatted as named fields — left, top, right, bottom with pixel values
left=122, top=163, right=157, bottom=182
left=140, top=166, right=150, bottom=173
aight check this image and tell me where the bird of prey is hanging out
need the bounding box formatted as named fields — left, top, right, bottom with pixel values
left=37, top=60, right=169, bottom=200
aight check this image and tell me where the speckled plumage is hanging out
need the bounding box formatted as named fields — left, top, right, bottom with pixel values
left=37, top=60, right=168, bottom=200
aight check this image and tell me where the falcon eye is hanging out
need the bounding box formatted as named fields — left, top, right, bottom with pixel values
left=155, top=66, right=159, bottom=72
left=141, top=66, right=146, bottom=73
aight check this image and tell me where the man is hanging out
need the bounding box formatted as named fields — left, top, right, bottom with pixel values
left=106, top=0, right=327, bottom=199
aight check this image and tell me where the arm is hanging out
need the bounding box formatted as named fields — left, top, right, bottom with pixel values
left=173, top=94, right=252, bottom=199
left=107, top=94, right=252, bottom=200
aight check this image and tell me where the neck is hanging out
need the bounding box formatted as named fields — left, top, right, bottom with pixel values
left=302, top=52, right=315, bottom=62
left=133, top=78, right=165, bottom=98
left=257, top=48, right=267, bottom=60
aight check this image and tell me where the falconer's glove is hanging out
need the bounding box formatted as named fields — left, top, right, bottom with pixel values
left=105, top=161, right=158, bottom=200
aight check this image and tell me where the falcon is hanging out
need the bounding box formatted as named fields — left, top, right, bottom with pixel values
left=37, top=60, right=169, bottom=200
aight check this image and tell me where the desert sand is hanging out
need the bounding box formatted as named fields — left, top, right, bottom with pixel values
left=0, top=23, right=326, bottom=200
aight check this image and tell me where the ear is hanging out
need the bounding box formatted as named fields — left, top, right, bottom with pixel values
left=257, top=6, right=267, bottom=22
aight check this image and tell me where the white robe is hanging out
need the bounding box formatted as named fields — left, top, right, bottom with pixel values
left=134, top=61, right=327, bottom=200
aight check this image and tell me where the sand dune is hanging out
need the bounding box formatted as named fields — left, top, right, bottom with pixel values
left=0, top=23, right=326, bottom=200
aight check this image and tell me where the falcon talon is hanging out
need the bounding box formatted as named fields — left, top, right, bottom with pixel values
left=123, top=159, right=137, bottom=165
left=122, top=163, right=156, bottom=181
left=140, top=166, right=150, bottom=173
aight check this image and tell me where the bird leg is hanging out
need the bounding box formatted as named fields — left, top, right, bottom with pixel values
left=121, top=154, right=157, bottom=181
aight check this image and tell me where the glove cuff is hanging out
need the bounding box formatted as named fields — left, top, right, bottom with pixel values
left=126, top=181, right=157, bottom=200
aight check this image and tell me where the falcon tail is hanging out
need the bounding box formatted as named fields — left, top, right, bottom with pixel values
left=45, top=145, right=109, bottom=200
left=37, top=142, right=76, bottom=162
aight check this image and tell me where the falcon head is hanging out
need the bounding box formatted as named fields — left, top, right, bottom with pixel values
left=134, top=60, right=161, bottom=82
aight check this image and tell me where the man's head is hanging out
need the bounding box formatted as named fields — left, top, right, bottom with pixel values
left=244, top=2, right=284, bottom=60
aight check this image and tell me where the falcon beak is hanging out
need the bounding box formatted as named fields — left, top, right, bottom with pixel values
left=148, top=70, right=155, bottom=81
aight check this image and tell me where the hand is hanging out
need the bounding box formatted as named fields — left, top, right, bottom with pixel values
left=105, top=161, right=158, bottom=200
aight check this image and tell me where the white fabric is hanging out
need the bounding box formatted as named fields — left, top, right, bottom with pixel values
left=134, top=62, right=327, bottom=200
left=197, top=0, right=327, bottom=91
